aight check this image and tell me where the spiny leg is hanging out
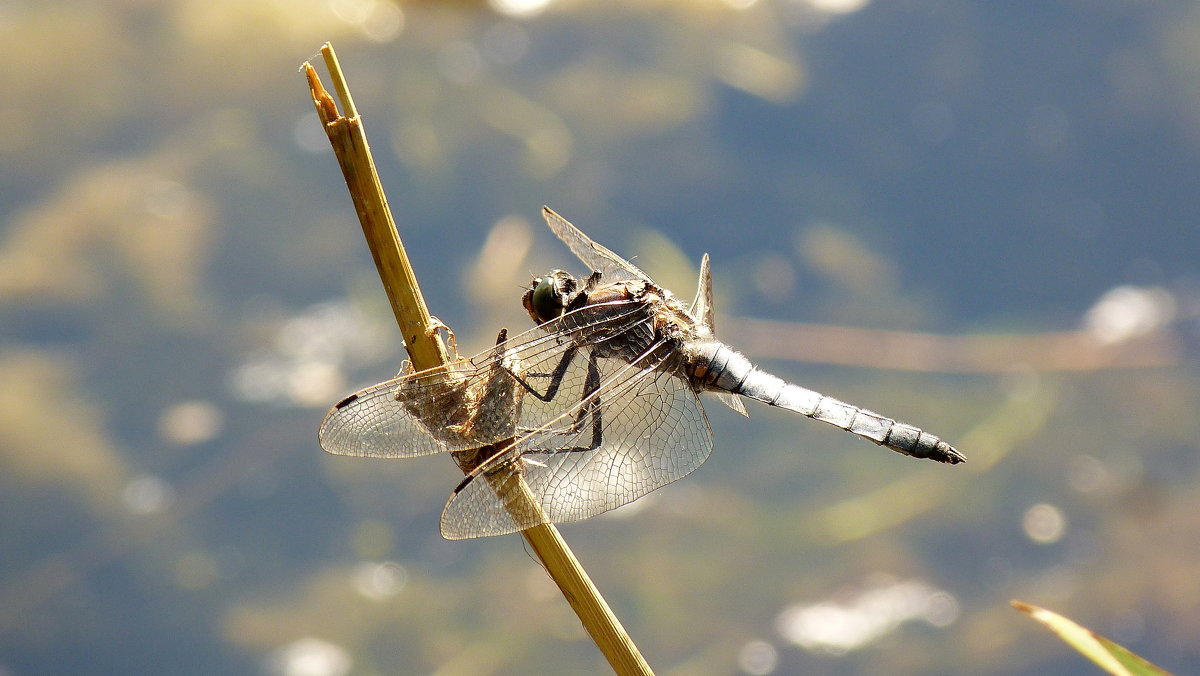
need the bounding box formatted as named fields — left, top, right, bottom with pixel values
left=508, top=345, right=579, bottom=403
left=520, top=351, right=605, bottom=456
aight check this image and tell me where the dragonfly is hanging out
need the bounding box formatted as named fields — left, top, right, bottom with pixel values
left=320, top=207, right=965, bottom=539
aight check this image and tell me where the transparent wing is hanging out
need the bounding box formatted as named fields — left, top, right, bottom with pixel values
left=440, top=347, right=714, bottom=539
left=318, top=360, right=505, bottom=459
left=542, top=206, right=653, bottom=283
left=318, top=299, right=652, bottom=458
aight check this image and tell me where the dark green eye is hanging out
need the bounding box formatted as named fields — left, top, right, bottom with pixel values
left=531, top=276, right=562, bottom=321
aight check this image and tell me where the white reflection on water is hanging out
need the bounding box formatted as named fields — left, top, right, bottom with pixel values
left=737, top=638, right=779, bottom=675
left=360, top=3, right=404, bottom=43
left=1067, top=454, right=1112, bottom=494
left=489, top=0, right=554, bottom=20
left=229, top=301, right=393, bottom=408
left=775, top=577, right=958, bottom=654
left=158, top=399, right=223, bottom=445
left=1022, top=503, right=1067, bottom=545
left=806, top=0, right=871, bottom=14
left=713, top=43, right=804, bottom=103
left=351, top=560, right=408, bottom=601
left=324, top=0, right=405, bottom=43
left=122, top=474, right=175, bottom=515
left=266, top=637, right=353, bottom=676
left=1083, top=285, right=1176, bottom=344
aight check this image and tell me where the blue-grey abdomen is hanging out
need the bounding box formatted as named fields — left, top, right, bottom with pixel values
left=683, top=342, right=964, bottom=464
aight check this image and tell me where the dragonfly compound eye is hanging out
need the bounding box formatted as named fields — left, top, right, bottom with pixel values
left=530, top=276, right=564, bottom=322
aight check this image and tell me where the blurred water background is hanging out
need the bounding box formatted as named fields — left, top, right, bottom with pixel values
left=3, top=1, right=1200, bottom=674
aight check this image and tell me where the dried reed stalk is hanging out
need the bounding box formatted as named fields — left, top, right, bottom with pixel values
left=302, top=43, right=652, bottom=676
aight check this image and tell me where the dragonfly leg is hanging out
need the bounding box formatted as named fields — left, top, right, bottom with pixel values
left=508, top=345, right=578, bottom=402
left=520, top=351, right=605, bottom=456
left=569, top=352, right=604, bottom=449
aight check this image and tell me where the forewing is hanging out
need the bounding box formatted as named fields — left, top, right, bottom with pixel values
left=689, top=253, right=714, bottom=332
left=440, top=348, right=714, bottom=539
left=320, top=299, right=651, bottom=459
left=319, top=362, right=483, bottom=458
left=542, top=206, right=653, bottom=283
left=320, top=336, right=533, bottom=457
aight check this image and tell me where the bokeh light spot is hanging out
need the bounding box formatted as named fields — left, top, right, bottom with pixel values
left=488, top=0, right=554, bottom=19
left=266, top=637, right=353, bottom=676
left=1022, top=503, right=1067, bottom=544
left=159, top=400, right=223, bottom=445
left=737, top=639, right=778, bottom=674
left=122, top=475, right=175, bottom=515
left=351, top=561, right=408, bottom=601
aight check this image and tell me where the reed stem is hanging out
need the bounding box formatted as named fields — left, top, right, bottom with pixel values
left=302, top=43, right=652, bottom=675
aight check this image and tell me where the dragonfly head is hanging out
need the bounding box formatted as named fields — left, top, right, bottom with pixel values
left=523, top=270, right=578, bottom=325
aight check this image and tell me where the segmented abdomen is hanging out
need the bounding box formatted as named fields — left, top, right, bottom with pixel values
left=684, top=342, right=964, bottom=464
